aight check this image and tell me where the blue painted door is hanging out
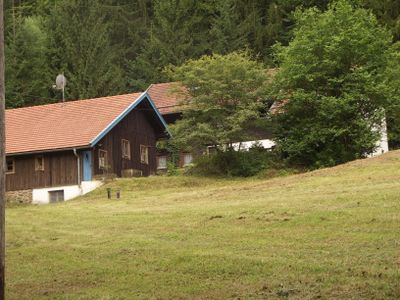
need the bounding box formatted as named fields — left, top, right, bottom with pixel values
left=83, top=151, right=92, bottom=181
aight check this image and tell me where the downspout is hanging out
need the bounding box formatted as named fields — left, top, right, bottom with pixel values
left=73, top=148, right=81, bottom=188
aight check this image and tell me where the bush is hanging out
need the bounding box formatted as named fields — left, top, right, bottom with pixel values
left=191, top=146, right=273, bottom=177
left=166, top=161, right=179, bottom=176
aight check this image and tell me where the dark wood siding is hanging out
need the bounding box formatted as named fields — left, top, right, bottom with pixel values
left=93, top=102, right=157, bottom=177
left=6, top=99, right=163, bottom=192
left=6, top=151, right=81, bottom=191
left=162, top=112, right=182, bottom=125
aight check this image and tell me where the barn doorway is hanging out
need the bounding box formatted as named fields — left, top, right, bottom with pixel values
left=83, top=151, right=92, bottom=181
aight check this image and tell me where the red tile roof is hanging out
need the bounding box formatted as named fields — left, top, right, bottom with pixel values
left=6, top=93, right=143, bottom=155
left=147, top=82, right=189, bottom=114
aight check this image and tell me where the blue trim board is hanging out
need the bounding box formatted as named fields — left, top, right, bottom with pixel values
left=90, top=92, right=171, bottom=147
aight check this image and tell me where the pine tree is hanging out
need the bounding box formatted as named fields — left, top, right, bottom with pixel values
left=102, top=0, right=152, bottom=63
left=361, top=0, right=400, bottom=41
left=129, top=0, right=216, bottom=90
left=47, top=0, right=125, bottom=100
left=209, top=0, right=245, bottom=55
left=5, top=15, right=52, bottom=108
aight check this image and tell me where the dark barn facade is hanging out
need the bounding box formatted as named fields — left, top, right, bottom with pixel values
left=5, top=92, right=169, bottom=203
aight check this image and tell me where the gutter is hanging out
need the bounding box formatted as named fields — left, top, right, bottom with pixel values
left=73, top=148, right=81, bottom=188
left=7, top=145, right=89, bottom=157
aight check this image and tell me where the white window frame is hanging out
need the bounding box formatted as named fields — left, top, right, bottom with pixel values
left=121, top=139, right=131, bottom=160
left=35, top=155, right=45, bottom=171
left=99, top=149, right=108, bottom=169
left=6, top=158, right=15, bottom=174
left=157, top=156, right=167, bottom=170
left=140, top=145, right=149, bottom=165
left=182, top=153, right=193, bottom=167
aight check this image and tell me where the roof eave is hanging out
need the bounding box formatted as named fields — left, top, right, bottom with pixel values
left=6, top=145, right=91, bottom=157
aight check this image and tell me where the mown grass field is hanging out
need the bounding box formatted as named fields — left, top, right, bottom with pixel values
left=6, top=151, right=400, bottom=299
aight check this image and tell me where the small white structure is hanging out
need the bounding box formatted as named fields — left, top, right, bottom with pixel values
left=207, top=139, right=276, bottom=154
left=231, top=139, right=276, bottom=151
left=32, top=181, right=102, bottom=204
left=369, top=117, right=389, bottom=157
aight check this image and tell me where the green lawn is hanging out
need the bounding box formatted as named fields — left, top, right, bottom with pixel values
left=6, top=151, right=400, bottom=299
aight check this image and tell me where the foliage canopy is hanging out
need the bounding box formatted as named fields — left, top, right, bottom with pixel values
left=5, top=0, right=400, bottom=107
left=167, top=52, right=271, bottom=150
left=271, top=0, right=395, bottom=167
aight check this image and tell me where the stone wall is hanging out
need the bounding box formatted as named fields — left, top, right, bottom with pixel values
left=6, top=189, right=33, bottom=205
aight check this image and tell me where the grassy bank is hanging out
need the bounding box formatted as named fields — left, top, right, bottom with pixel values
left=6, top=151, right=400, bottom=299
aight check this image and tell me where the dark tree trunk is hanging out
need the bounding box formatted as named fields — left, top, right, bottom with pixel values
left=0, top=0, right=6, bottom=297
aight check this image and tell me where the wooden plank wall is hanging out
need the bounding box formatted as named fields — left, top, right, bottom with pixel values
left=93, top=102, right=157, bottom=177
left=6, top=100, right=162, bottom=191
left=5, top=151, right=80, bottom=191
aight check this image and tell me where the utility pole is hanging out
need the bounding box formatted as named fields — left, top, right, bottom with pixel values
left=0, top=0, right=5, bottom=298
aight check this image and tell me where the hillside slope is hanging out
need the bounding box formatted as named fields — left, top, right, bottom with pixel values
left=6, top=151, right=400, bottom=299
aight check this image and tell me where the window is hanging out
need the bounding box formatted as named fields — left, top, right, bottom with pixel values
left=140, top=145, right=149, bottom=164
left=49, top=190, right=64, bottom=203
left=121, top=139, right=131, bottom=160
left=207, top=146, right=217, bottom=155
left=157, top=156, right=167, bottom=170
left=99, top=150, right=108, bottom=169
left=6, top=158, right=15, bottom=174
left=35, top=155, right=45, bottom=171
left=183, top=153, right=193, bottom=166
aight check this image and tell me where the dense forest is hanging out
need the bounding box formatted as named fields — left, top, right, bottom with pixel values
left=4, top=0, right=400, bottom=108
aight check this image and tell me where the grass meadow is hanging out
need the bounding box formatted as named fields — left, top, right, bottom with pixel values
left=5, top=151, right=400, bottom=299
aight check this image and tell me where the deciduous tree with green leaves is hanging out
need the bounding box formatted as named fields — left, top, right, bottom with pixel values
left=167, top=52, right=270, bottom=151
left=383, top=42, right=400, bottom=149
left=271, top=0, right=395, bottom=168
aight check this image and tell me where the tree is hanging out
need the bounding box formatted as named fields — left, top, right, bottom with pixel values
left=47, top=0, right=124, bottom=100
left=361, top=0, right=400, bottom=41
left=128, top=0, right=216, bottom=90
left=0, top=0, right=5, bottom=296
left=382, top=42, right=400, bottom=149
left=209, top=0, right=245, bottom=55
left=271, top=0, right=394, bottom=168
left=102, top=0, right=152, bottom=66
left=5, top=16, right=52, bottom=108
left=167, top=52, right=270, bottom=151
left=233, top=0, right=282, bottom=62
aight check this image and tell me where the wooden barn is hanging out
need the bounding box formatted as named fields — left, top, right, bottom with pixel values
left=147, top=82, right=276, bottom=170
left=5, top=92, right=169, bottom=204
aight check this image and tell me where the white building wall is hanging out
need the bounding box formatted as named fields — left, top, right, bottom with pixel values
left=231, top=139, right=276, bottom=151
left=370, top=117, right=389, bottom=157
left=32, top=181, right=102, bottom=204
left=229, top=128, right=388, bottom=158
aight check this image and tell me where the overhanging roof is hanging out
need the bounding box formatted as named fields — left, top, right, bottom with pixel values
left=6, top=92, right=170, bottom=155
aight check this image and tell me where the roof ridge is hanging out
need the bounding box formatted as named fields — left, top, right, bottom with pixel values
left=149, top=82, right=180, bottom=87
left=6, top=92, right=143, bottom=112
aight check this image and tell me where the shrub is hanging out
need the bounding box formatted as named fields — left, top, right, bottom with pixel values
left=166, top=161, right=179, bottom=176
left=191, top=146, right=273, bottom=177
